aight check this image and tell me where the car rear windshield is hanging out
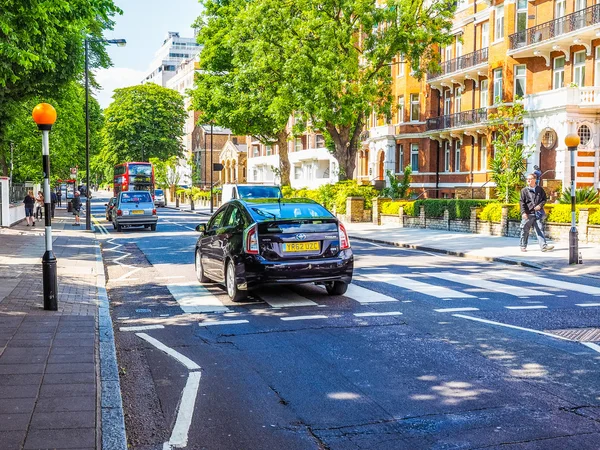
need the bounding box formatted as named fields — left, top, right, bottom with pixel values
left=237, top=186, right=281, bottom=199
left=155, top=189, right=163, bottom=195
left=121, top=192, right=152, bottom=203
left=250, top=202, right=333, bottom=220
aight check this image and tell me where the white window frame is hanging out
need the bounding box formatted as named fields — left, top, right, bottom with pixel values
left=480, top=137, right=488, bottom=171
left=397, top=53, right=405, bottom=77
left=455, top=87, right=462, bottom=113
left=576, top=0, right=586, bottom=12
left=410, top=94, right=420, bottom=122
left=516, top=0, right=528, bottom=35
left=456, top=36, right=463, bottom=58
left=493, top=68, right=503, bottom=104
left=480, top=79, right=489, bottom=108
left=444, top=142, right=450, bottom=172
left=444, top=89, right=451, bottom=115
left=494, top=5, right=504, bottom=42
left=454, top=140, right=461, bottom=172
left=573, top=51, right=586, bottom=87
left=595, top=47, right=600, bottom=86
left=514, top=64, right=526, bottom=98
left=445, top=45, right=452, bottom=62
left=410, top=144, right=419, bottom=173
left=481, top=22, right=490, bottom=48
left=397, top=95, right=405, bottom=123
left=553, top=56, right=565, bottom=89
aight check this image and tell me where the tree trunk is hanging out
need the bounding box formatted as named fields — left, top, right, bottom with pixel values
left=0, top=150, right=8, bottom=177
left=326, top=114, right=363, bottom=181
left=276, top=129, right=291, bottom=186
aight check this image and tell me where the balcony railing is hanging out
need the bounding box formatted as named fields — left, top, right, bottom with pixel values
left=426, top=108, right=488, bottom=131
left=509, top=4, right=600, bottom=50
left=428, top=48, right=488, bottom=80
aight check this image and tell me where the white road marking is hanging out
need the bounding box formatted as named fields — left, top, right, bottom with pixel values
left=167, top=283, right=229, bottom=313
left=582, top=342, right=600, bottom=354
left=357, top=273, right=474, bottom=299
left=116, top=317, right=130, bottom=320
left=576, top=303, right=600, bottom=307
left=167, top=371, right=201, bottom=449
left=281, top=315, right=328, bottom=321
left=435, top=307, right=480, bottom=313
left=156, top=276, right=186, bottom=279
left=136, top=332, right=201, bottom=370
left=113, top=267, right=143, bottom=282
left=258, top=288, right=318, bottom=308
left=452, top=314, right=572, bottom=341
left=491, top=270, right=600, bottom=295
left=120, top=325, right=165, bottom=332
left=342, top=283, right=399, bottom=303
left=199, top=320, right=249, bottom=326
left=430, top=272, right=552, bottom=297
left=354, top=312, right=403, bottom=317
left=505, top=305, right=548, bottom=310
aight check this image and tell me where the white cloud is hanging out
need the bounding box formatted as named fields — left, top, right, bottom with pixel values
left=95, top=67, right=147, bottom=109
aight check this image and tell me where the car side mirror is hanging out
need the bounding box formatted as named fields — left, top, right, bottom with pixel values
left=104, top=204, right=108, bottom=206
left=196, top=223, right=207, bottom=234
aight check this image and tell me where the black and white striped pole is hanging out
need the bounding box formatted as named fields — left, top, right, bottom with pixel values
left=32, top=103, right=58, bottom=310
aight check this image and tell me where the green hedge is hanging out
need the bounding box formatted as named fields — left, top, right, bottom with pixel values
left=283, top=180, right=379, bottom=214
left=381, top=201, right=415, bottom=216
left=478, top=203, right=600, bottom=223
left=412, top=199, right=497, bottom=220
left=478, top=203, right=521, bottom=222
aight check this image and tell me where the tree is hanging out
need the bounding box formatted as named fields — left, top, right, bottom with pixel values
left=192, top=0, right=295, bottom=185
left=382, top=166, right=412, bottom=199
left=100, top=84, right=187, bottom=170
left=488, top=102, right=532, bottom=203
left=0, top=0, right=121, bottom=173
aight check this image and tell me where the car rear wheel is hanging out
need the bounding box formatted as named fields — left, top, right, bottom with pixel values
left=195, top=249, right=210, bottom=283
left=226, top=260, right=247, bottom=302
left=325, top=281, right=348, bottom=296
left=116, top=223, right=122, bottom=232
left=150, top=224, right=157, bottom=231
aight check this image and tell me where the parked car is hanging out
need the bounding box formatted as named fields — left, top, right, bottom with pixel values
left=112, top=191, right=158, bottom=232
left=105, top=197, right=117, bottom=221
left=194, top=198, right=353, bottom=302
left=154, top=189, right=166, bottom=207
left=221, top=184, right=282, bottom=204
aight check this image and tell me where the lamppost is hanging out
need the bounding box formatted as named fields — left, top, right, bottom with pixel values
left=565, top=133, right=580, bottom=264
left=32, top=103, right=58, bottom=310
left=210, top=123, right=214, bottom=213
left=85, top=37, right=126, bottom=230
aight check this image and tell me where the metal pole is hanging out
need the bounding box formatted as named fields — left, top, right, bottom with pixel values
left=210, top=123, right=214, bottom=213
left=569, top=146, right=578, bottom=264
left=9, top=141, right=14, bottom=183
left=85, top=38, right=91, bottom=230
left=41, top=129, right=58, bottom=310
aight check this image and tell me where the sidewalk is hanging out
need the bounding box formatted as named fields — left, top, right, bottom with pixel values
left=0, top=206, right=125, bottom=449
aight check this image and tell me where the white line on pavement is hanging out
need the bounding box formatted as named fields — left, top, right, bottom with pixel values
left=199, top=320, right=249, bottom=326
left=430, top=272, right=552, bottom=297
left=452, top=314, right=572, bottom=341
left=167, top=371, right=201, bottom=449
left=113, top=267, right=143, bottom=282
left=281, top=315, right=328, bottom=321
left=505, top=305, right=548, bottom=310
left=343, top=283, right=400, bottom=303
left=576, top=303, right=600, bottom=307
left=136, top=332, right=200, bottom=371
left=491, top=270, right=600, bottom=295
left=354, top=312, right=403, bottom=317
left=356, top=273, right=472, bottom=299
left=582, top=342, right=600, bottom=354
left=156, top=276, right=186, bottom=279
left=434, top=307, right=480, bottom=313
left=120, top=325, right=165, bottom=332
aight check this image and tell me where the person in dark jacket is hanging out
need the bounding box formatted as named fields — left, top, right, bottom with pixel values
left=51, top=191, right=58, bottom=218
left=71, top=191, right=82, bottom=226
left=23, top=190, right=35, bottom=226
left=519, top=173, right=554, bottom=252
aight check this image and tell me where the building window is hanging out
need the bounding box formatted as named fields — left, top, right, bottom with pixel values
left=456, top=36, right=463, bottom=58
left=252, top=145, right=260, bottom=157
left=398, top=96, right=405, bottom=123
left=410, top=144, right=419, bottom=172
left=480, top=79, right=489, bottom=108
left=553, top=56, right=565, bottom=89
left=480, top=137, right=488, bottom=171
left=455, top=141, right=461, bottom=172
left=395, top=144, right=403, bottom=173
left=595, top=47, right=600, bottom=86
left=494, top=5, right=504, bottom=41
left=444, top=89, right=451, bottom=115
left=454, top=87, right=462, bottom=113
left=541, top=128, right=557, bottom=149
left=295, top=138, right=303, bottom=152
left=266, top=145, right=272, bottom=156
left=514, top=64, right=526, bottom=98
left=398, top=53, right=405, bottom=77
left=481, top=22, right=489, bottom=48
left=410, top=94, right=420, bottom=122
left=574, top=51, right=586, bottom=87
left=493, top=68, right=503, bottom=104
left=445, top=45, right=452, bottom=62
left=294, top=166, right=302, bottom=180
left=516, top=0, right=528, bottom=35
left=444, top=141, right=450, bottom=172
left=315, top=135, right=325, bottom=148
left=578, top=124, right=591, bottom=145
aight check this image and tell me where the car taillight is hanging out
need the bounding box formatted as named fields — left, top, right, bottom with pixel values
left=116, top=209, right=122, bottom=216
left=152, top=208, right=156, bottom=215
left=339, top=222, right=350, bottom=250
left=245, top=224, right=259, bottom=254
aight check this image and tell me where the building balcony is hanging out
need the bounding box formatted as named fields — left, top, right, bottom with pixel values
left=524, top=86, right=600, bottom=112
left=508, top=4, right=600, bottom=62
left=426, top=108, right=488, bottom=131
left=427, top=48, right=488, bottom=92
left=367, top=124, right=396, bottom=140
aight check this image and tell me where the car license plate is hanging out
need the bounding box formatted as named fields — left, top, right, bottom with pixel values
left=132, top=210, right=144, bottom=215
left=283, top=241, right=320, bottom=252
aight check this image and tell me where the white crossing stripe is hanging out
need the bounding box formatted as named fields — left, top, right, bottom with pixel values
left=258, top=288, right=318, bottom=308
left=281, top=315, right=328, bottom=321
left=356, top=274, right=473, bottom=299
left=434, top=307, right=480, bottom=313
left=576, top=303, right=600, bottom=307
left=452, top=314, right=573, bottom=341
left=492, top=271, right=600, bottom=295
left=199, top=320, right=249, bottom=327
left=582, top=342, right=600, bottom=354
left=505, top=305, right=548, bottom=310
left=354, top=312, right=403, bottom=317
left=167, top=283, right=229, bottom=313
left=430, top=272, right=552, bottom=297
left=343, top=283, right=399, bottom=303
left=120, top=325, right=165, bottom=332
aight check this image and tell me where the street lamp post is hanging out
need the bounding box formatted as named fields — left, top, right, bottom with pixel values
left=210, top=123, right=214, bottom=214
left=565, top=133, right=580, bottom=264
left=32, top=103, right=58, bottom=310
left=85, top=37, right=126, bottom=230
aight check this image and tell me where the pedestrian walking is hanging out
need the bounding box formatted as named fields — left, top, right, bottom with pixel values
left=71, top=191, right=82, bottom=226
left=533, top=165, right=542, bottom=186
left=519, top=173, right=554, bottom=252
left=23, top=190, right=36, bottom=226
left=51, top=191, right=58, bottom=218
left=56, top=188, right=62, bottom=207
left=35, top=191, right=44, bottom=220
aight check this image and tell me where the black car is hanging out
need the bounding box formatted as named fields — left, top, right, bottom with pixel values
left=105, top=197, right=117, bottom=221
left=194, top=198, right=353, bottom=302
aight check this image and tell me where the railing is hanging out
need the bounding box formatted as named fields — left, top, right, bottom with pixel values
left=426, top=108, right=488, bottom=131
left=509, top=4, right=600, bottom=49
left=9, top=182, right=27, bottom=204
left=428, top=48, right=488, bottom=80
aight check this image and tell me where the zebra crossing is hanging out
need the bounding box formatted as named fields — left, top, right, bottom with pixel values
left=165, top=268, right=600, bottom=316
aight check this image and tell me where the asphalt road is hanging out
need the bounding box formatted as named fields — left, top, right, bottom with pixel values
left=90, top=193, right=600, bottom=450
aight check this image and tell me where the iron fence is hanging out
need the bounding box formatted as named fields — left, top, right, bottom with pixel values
left=428, top=48, right=489, bottom=80
left=426, top=108, right=488, bottom=131
left=9, top=182, right=27, bottom=204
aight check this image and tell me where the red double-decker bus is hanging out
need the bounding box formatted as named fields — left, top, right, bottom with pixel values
left=113, top=162, right=155, bottom=196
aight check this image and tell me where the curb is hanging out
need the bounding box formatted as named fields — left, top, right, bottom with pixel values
left=94, top=236, right=128, bottom=450
left=163, top=205, right=212, bottom=216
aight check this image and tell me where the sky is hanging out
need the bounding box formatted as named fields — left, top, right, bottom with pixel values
left=95, top=0, right=204, bottom=109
